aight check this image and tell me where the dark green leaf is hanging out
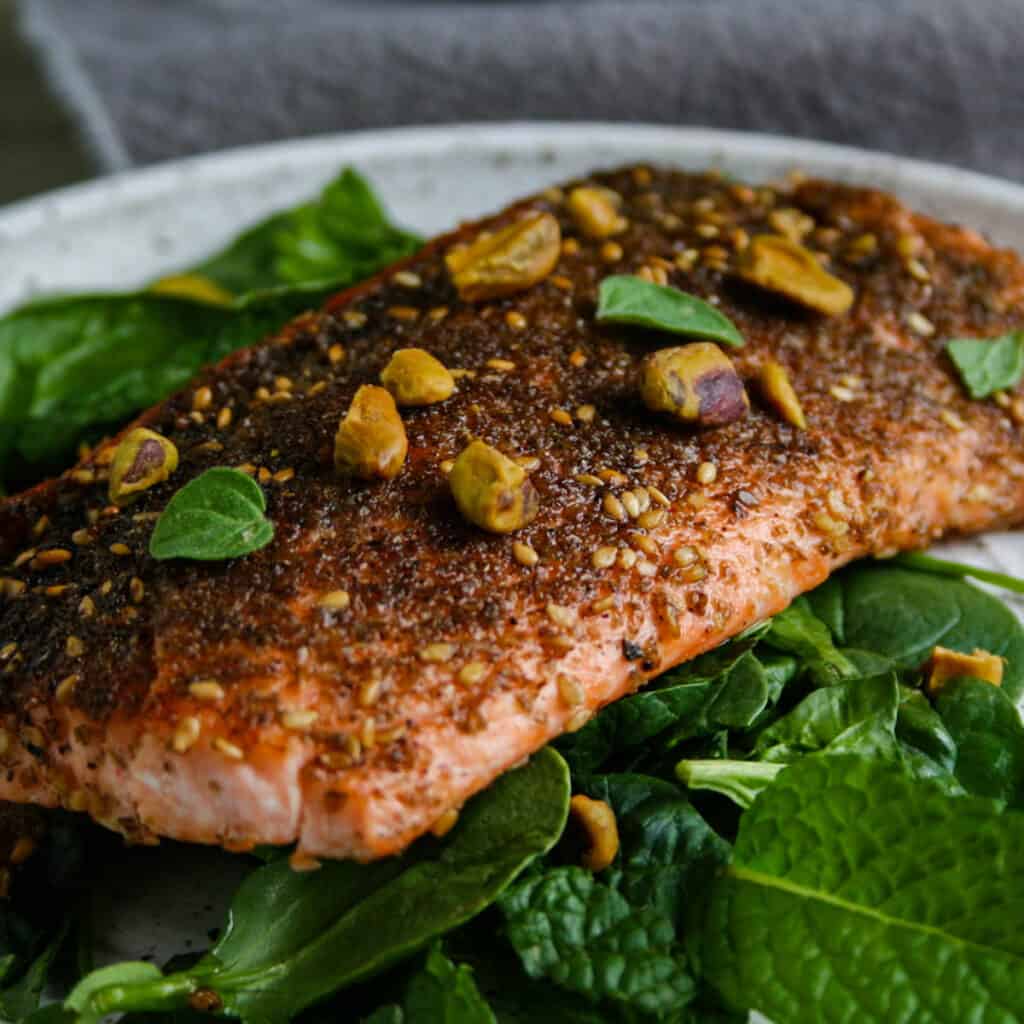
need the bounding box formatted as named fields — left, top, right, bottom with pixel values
left=895, top=688, right=958, bottom=774
left=935, top=677, right=1024, bottom=805
left=703, top=756, right=1024, bottom=1023
left=675, top=760, right=782, bottom=809
left=596, top=276, right=744, bottom=347
left=894, top=550, right=1024, bottom=595
left=65, top=963, right=164, bottom=1024
left=149, top=468, right=274, bottom=561
left=500, top=867, right=695, bottom=1015
left=762, top=597, right=857, bottom=680
left=0, top=919, right=71, bottom=1021
left=946, top=331, right=1024, bottom=399
left=69, top=749, right=569, bottom=1024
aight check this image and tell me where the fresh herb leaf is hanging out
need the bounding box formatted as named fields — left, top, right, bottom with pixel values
left=893, top=550, right=1024, bottom=595
left=703, top=756, right=1024, bottom=1023
left=676, top=760, right=782, bottom=809
left=935, top=677, right=1024, bottom=805
left=149, top=468, right=274, bottom=561
left=596, top=276, right=745, bottom=348
left=68, top=749, right=569, bottom=1024
left=364, top=944, right=496, bottom=1024
left=946, top=331, right=1024, bottom=399
left=500, top=866, right=696, bottom=1015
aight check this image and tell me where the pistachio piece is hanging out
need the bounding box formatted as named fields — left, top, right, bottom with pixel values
left=446, top=212, right=561, bottom=302
left=449, top=440, right=538, bottom=534
left=760, top=359, right=807, bottom=429
left=924, top=645, right=1004, bottom=696
left=566, top=186, right=627, bottom=239
left=640, top=343, right=749, bottom=427
left=334, top=385, right=408, bottom=480
left=380, top=348, right=456, bottom=407
left=108, top=428, right=179, bottom=505
left=569, top=794, right=619, bottom=873
left=736, top=234, right=854, bottom=316
left=149, top=273, right=234, bottom=307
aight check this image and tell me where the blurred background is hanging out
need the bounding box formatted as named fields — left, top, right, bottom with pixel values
left=2, top=0, right=1023, bottom=206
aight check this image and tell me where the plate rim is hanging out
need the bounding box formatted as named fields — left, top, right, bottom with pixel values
left=3, top=121, right=1024, bottom=240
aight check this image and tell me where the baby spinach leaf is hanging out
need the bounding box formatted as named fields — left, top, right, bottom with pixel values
left=762, top=597, right=856, bottom=680
left=581, top=774, right=730, bottom=929
left=596, top=276, right=745, bottom=348
left=752, top=672, right=899, bottom=763
left=149, top=468, right=274, bottom=561
left=364, top=944, right=496, bottom=1024
left=946, top=331, right=1024, bottom=399
left=68, top=748, right=570, bottom=1024
left=820, top=564, right=1024, bottom=703
left=935, top=677, right=1024, bottom=805
left=675, top=760, right=782, bottom=809
left=894, top=549, right=1024, bottom=595
left=703, top=756, right=1024, bottom=1024
left=895, top=688, right=958, bottom=774
left=0, top=918, right=71, bottom=1022
left=500, top=867, right=695, bottom=1015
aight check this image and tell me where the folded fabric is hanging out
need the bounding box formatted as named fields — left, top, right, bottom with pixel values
left=17, top=0, right=1024, bottom=181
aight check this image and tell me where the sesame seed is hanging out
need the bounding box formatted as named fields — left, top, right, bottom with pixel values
left=458, top=662, right=488, bottom=686
left=217, top=406, right=234, bottom=429
left=55, top=674, right=79, bottom=704
left=505, top=311, right=527, bottom=330
left=598, top=468, right=629, bottom=486
left=907, top=311, right=935, bottom=337
left=549, top=408, right=573, bottom=426
left=258, top=467, right=271, bottom=484
left=569, top=349, right=587, bottom=368
left=0, top=579, right=26, bottom=599
left=487, top=358, right=517, bottom=371
left=647, top=485, right=671, bottom=507
left=78, top=596, right=95, bottom=618
left=600, top=241, right=623, bottom=263
left=813, top=511, right=850, bottom=536
left=328, top=344, right=346, bottom=365
left=592, top=546, right=618, bottom=569
left=680, top=562, right=708, bottom=583
left=32, top=548, right=72, bottom=568
left=618, top=548, right=638, bottom=569
left=189, top=680, right=225, bottom=701
left=941, top=409, right=966, bottom=431
left=431, top=808, right=460, bottom=838
left=388, top=305, right=420, bottom=321
left=621, top=491, right=641, bottom=518
left=13, top=549, right=35, bottom=569
left=254, top=386, right=271, bottom=401
left=45, top=585, right=71, bottom=597
left=428, top=306, right=449, bottom=321
left=994, top=390, right=1011, bottom=409
left=566, top=708, right=591, bottom=732
left=696, top=223, right=720, bottom=239
left=99, top=580, right=113, bottom=596
left=830, top=385, right=857, bottom=402
left=213, top=737, right=244, bottom=760
left=550, top=275, right=574, bottom=291
left=696, top=461, right=718, bottom=485
left=632, top=487, right=651, bottom=513
left=282, top=710, right=319, bottom=731
left=576, top=473, right=604, bottom=487
left=308, top=381, right=327, bottom=397
left=109, top=543, right=131, bottom=557
left=630, top=533, right=659, bottom=557
left=343, top=310, right=368, bottom=328
left=66, top=636, right=85, bottom=657
left=673, top=546, right=700, bottom=567
left=273, top=468, right=295, bottom=484
left=318, top=590, right=351, bottom=611
left=393, top=270, right=422, bottom=288
left=603, top=493, right=627, bottom=522
left=450, top=368, right=476, bottom=380
left=560, top=237, right=579, bottom=255
left=633, top=448, right=649, bottom=465
left=360, top=718, right=377, bottom=749
left=358, top=677, right=383, bottom=707
left=826, top=489, right=851, bottom=520
left=32, top=516, right=49, bottom=537
left=557, top=674, right=585, bottom=707
left=546, top=603, right=576, bottom=629
left=0, top=643, right=16, bottom=661
left=840, top=374, right=862, bottom=389
left=906, top=258, right=931, bottom=282
left=636, top=509, right=665, bottom=529
left=419, top=642, right=457, bottom=663
left=193, top=386, right=213, bottom=411
left=70, top=469, right=96, bottom=485
left=129, top=577, right=145, bottom=603
left=636, top=559, right=658, bottom=577
left=591, top=595, right=616, bottom=613
left=513, top=541, right=539, bottom=567
left=575, top=404, right=596, bottom=424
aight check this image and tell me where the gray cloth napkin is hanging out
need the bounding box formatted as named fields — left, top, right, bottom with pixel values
left=17, top=0, right=1024, bottom=181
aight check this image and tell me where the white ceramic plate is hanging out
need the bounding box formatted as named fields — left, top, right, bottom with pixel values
left=4, top=122, right=1024, bottom=997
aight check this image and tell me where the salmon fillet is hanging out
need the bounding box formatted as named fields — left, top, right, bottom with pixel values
left=2, top=167, right=1024, bottom=862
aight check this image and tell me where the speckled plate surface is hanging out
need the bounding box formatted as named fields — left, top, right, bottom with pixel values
left=3, top=123, right=1024, bottom=995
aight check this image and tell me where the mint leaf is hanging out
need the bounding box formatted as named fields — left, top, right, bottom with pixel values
left=703, top=756, right=1024, bottom=1023
left=946, top=331, right=1024, bottom=399
left=149, top=467, right=274, bottom=561
left=596, top=276, right=744, bottom=347
left=500, top=867, right=695, bottom=1015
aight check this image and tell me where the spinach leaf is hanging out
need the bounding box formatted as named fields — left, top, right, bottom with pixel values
left=703, top=756, right=1024, bottom=1024
left=364, top=944, right=496, bottom=1024
left=581, top=774, right=730, bottom=930
left=895, top=688, right=958, bottom=774
left=945, top=331, right=1024, bottom=399
left=762, top=597, right=857, bottom=680
left=500, top=867, right=695, bottom=1015
left=0, top=919, right=71, bottom=1022
left=149, top=468, right=274, bottom=561
left=675, top=760, right=782, bottom=809
left=820, top=564, right=1024, bottom=703
left=596, top=276, right=745, bottom=348
left=66, top=748, right=570, bottom=1024
left=935, top=677, right=1024, bottom=805
left=894, top=550, right=1024, bottom=595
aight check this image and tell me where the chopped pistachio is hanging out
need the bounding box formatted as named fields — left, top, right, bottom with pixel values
left=449, top=440, right=539, bottom=534
left=760, top=359, right=807, bottom=429
left=334, top=385, right=408, bottom=480
left=924, top=645, right=1004, bottom=696
left=380, top=348, right=456, bottom=407
left=566, top=186, right=627, bottom=239
left=640, top=343, right=749, bottom=427
left=108, top=428, right=179, bottom=506
left=569, top=794, right=619, bottom=872
left=737, top=234, right=854, bottom=316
